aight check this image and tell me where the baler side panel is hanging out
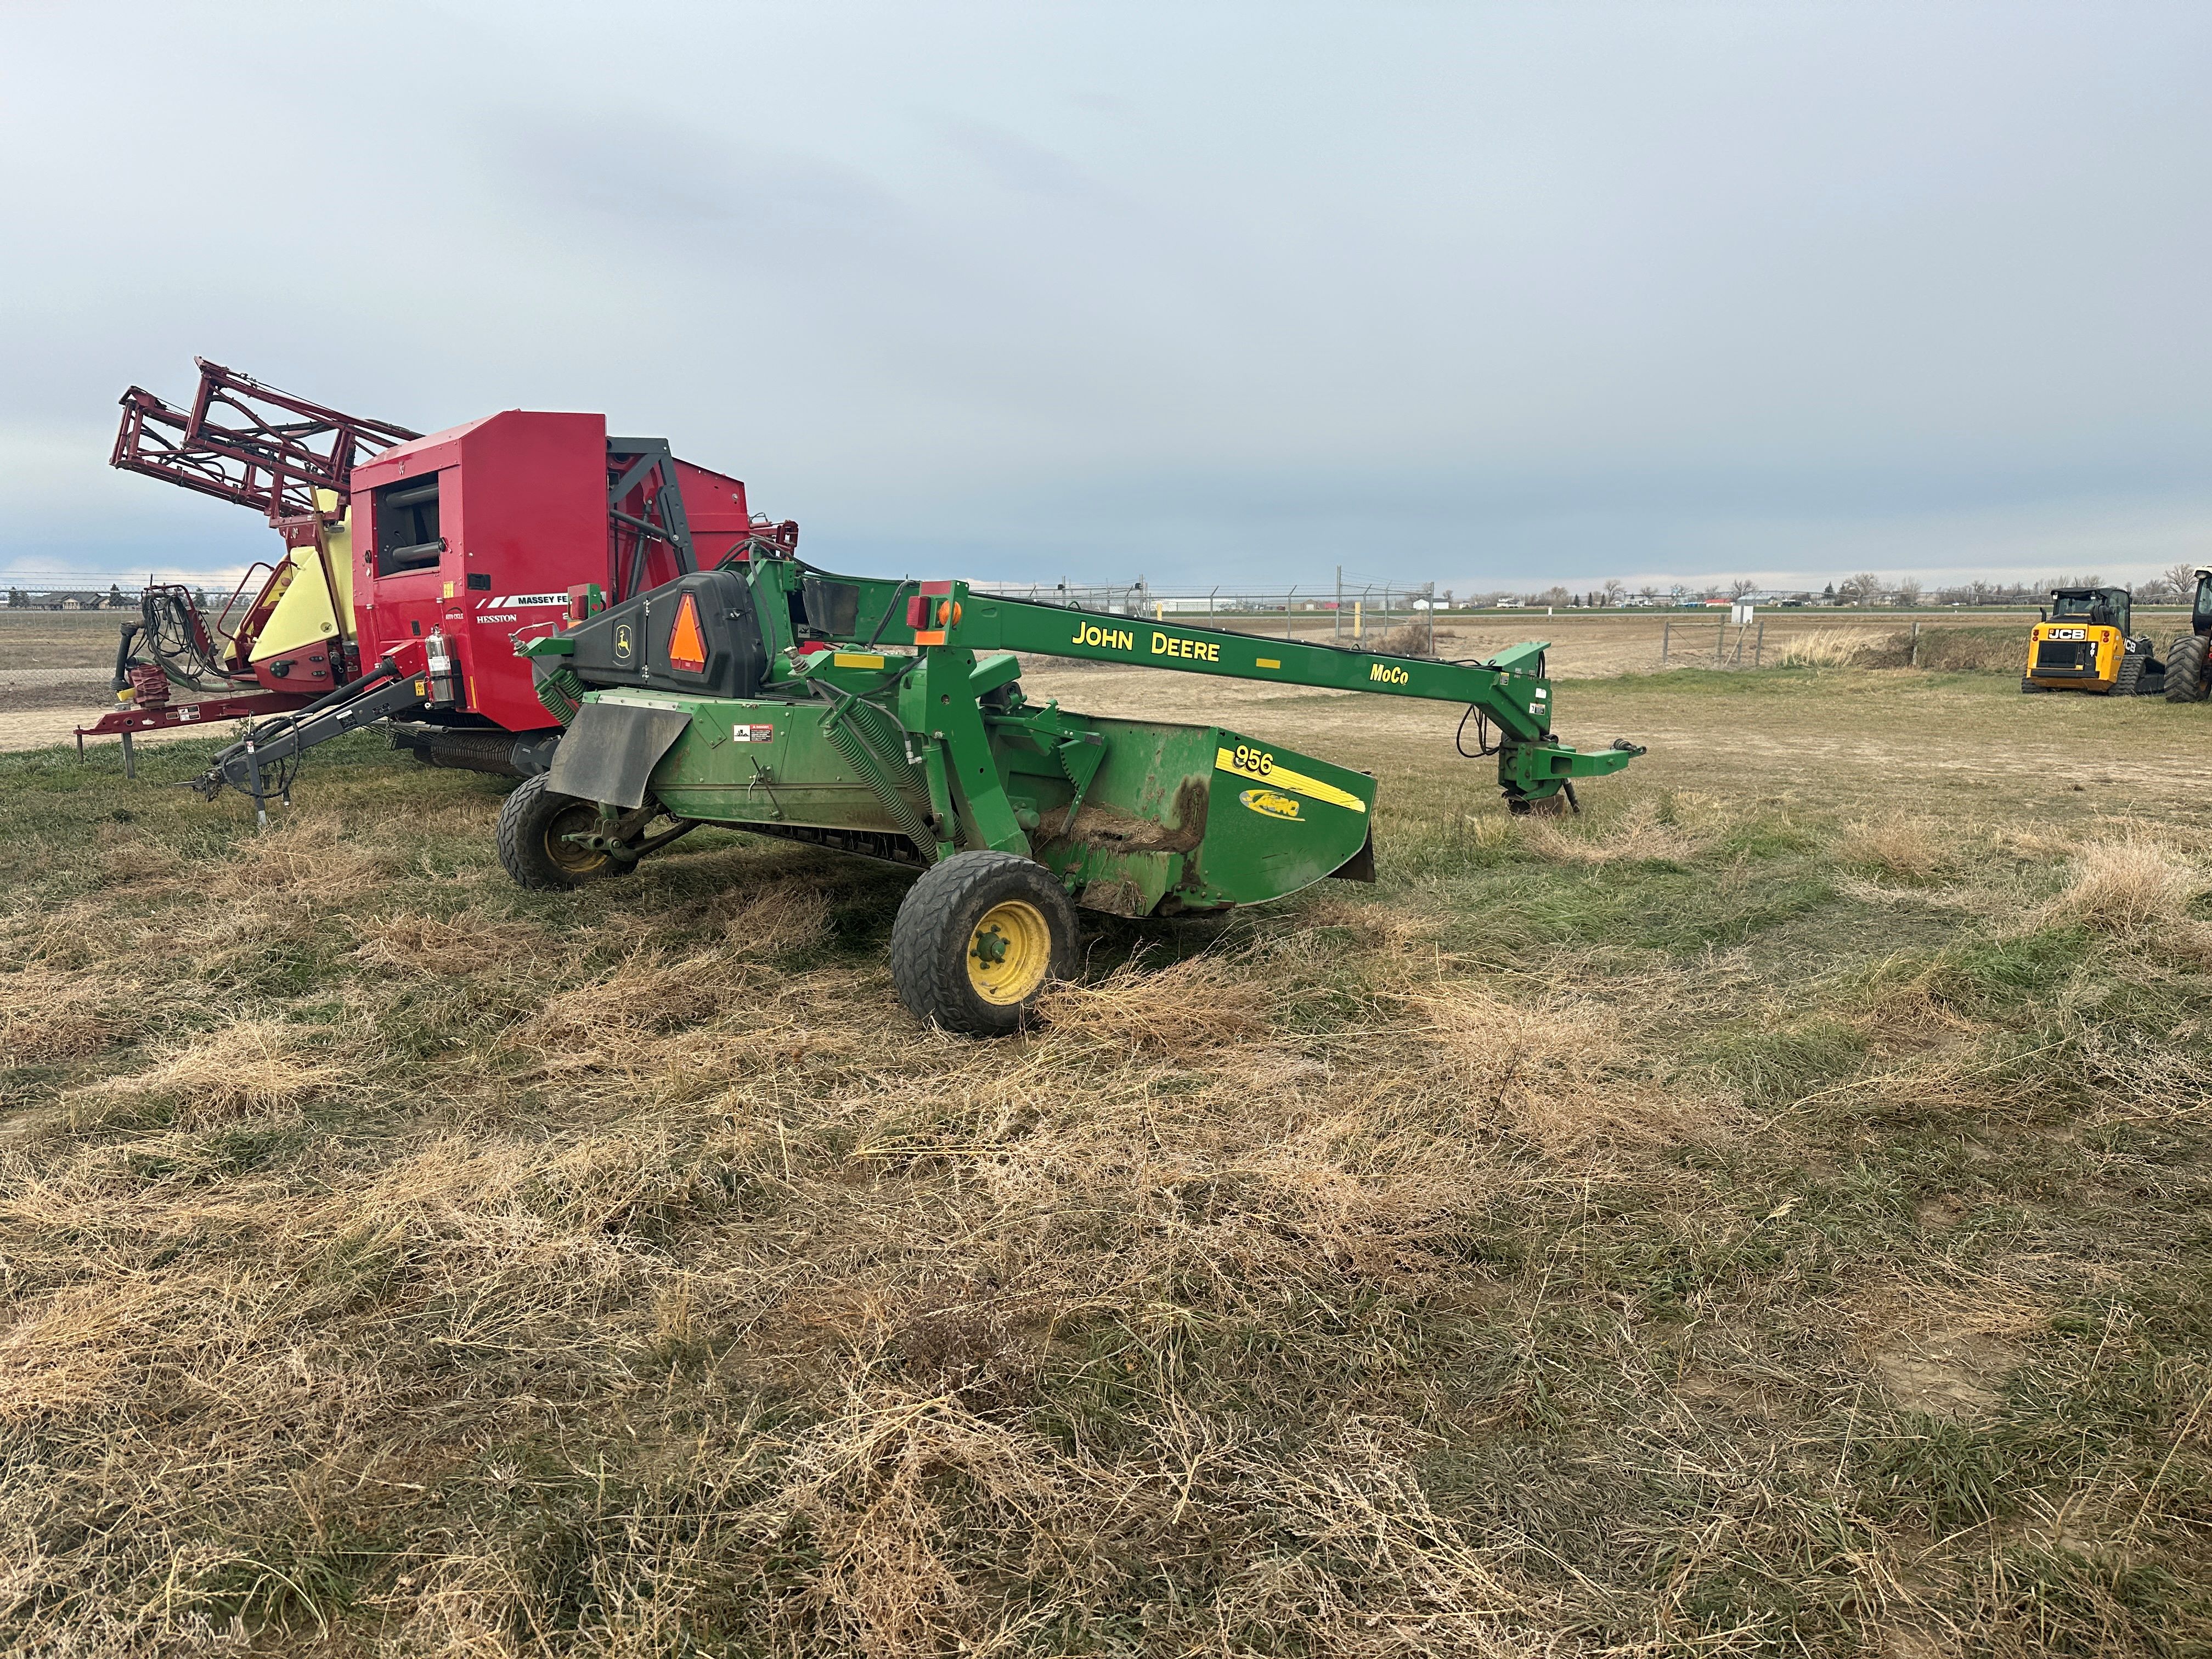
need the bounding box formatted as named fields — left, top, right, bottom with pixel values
left=354, top=411, right=609, bottom=733
left=673, top=460, right=754, bottom=566
left=353, top=443, right=458, bottom=670
left=453, top=413, right=609, bottom=731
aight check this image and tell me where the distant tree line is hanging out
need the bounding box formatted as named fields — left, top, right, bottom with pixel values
left=1447, top=562, right=2205, bottom=610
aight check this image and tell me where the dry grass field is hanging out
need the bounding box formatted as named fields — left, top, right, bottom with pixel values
left=4, top=646, right=2212, bottom=1655
left=0, top=612, right=138, bottom=675
left=0, top=614, right=137, bottom=757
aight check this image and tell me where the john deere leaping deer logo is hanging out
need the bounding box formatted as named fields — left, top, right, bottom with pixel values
left=613, top=623, right=635, bottom=664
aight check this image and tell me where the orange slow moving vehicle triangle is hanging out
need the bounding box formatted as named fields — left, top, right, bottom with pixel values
left=667, top=592, right=708, bottom=673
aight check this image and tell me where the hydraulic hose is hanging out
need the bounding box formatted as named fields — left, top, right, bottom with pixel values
left=822, top=707, right=939, bottom=859
left=110, top=620, right=142, bottom=693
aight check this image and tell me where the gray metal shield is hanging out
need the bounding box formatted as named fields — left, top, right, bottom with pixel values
left=545, top=701, right=692, bottom=809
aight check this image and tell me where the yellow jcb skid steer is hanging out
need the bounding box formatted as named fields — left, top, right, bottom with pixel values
left=2022, top=586, right=2163, bottom=696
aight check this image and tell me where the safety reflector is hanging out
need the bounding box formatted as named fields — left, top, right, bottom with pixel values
left=667, top=592, right=708, bottom=674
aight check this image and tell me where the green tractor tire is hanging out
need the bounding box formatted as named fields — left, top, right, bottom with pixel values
left=498, top=774, right=634, bottom=889
left=2165, top=634, right=2209, bottom=703
left=891, top=850, right=1080, bottom=1037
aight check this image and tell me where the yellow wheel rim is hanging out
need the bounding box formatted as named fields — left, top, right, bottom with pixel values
left=545, top=802, right=612, bottom=876
left=966, top=899, right=1053, bottom=1006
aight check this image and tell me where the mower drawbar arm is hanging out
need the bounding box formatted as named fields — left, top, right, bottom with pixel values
left=900, top=583, right=1644, bottom=810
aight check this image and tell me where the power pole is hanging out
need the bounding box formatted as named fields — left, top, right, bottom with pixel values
left=1334, top=565, right=1342, bottom=643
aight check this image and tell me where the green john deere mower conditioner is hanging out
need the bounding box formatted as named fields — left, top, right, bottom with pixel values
left=500, top=554, right=1644, bottom=1034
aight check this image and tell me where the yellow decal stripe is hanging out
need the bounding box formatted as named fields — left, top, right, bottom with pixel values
left=1215, top=747, right=1367, bottom=813
left=1255, top=657, right=1280, bottom=669
left=831, top=652, right=888, bottom=669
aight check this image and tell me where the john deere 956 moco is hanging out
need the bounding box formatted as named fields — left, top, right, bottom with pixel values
left=501, top=553, right=1644, bottom=1034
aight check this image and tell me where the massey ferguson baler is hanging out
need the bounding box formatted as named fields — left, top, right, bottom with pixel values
left=95, top=360, right=794, bottom=811
left=501, top=551, right=1645, bottom=1035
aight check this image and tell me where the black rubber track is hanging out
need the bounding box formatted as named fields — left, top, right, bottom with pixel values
left=2166, top=634, right=2209, bottom=703
left=890, top=850, right=1080, bottom=1037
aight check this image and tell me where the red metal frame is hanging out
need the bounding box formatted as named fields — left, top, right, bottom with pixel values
left=111, top=359, right=418, bottom=527
left=209, top=563, right=279, bottom=649
left=75, top=687, right=311, bottom=746
left=103, top=362, right=414, bottom=725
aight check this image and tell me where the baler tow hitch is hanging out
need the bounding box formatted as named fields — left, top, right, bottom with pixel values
left=188, top=646, right=438, bottom=823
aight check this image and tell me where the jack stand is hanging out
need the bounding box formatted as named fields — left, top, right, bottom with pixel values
left=245, top=737, right=268, bottom=828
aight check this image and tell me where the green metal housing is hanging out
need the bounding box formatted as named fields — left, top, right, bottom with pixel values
left=520, top=558, right=1640, bottom=917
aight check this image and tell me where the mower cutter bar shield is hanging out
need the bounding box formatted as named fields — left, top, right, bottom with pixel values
left=546, top=701, right=692, bottom=809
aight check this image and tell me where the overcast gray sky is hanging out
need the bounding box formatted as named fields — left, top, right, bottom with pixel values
left=3, top=1, right=2207, bottom=595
